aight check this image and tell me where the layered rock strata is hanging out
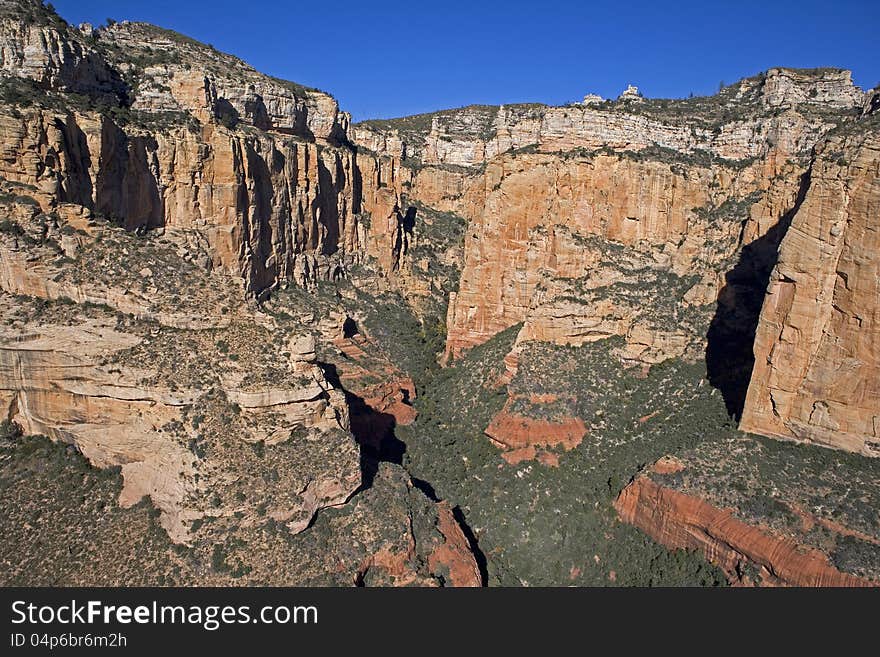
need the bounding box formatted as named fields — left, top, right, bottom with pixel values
left=614, top=437, right=880, bottom=586
left=740, top=124, right=880, bottom=455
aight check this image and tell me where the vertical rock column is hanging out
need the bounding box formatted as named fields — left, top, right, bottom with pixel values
left=740, top=130, right=880, bottom=456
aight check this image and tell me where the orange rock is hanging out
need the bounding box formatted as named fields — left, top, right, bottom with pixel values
left=614, top=463, right=879, bottom=587
left=485, top=398, right=586, bottom=452
left=500, top=446, right=537, bottom=465
left=741, top=130, right=880, bottom=456
left=427, top=503, right=483, bottom=587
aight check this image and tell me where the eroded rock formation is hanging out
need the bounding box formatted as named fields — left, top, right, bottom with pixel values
left=740, top=125, right=880, bottom=456
left=1, top=0, right=878, bottom=588
left=614, top=438, right=880, bottom=586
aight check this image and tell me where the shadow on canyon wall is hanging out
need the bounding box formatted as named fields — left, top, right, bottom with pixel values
left=390, top=206, right=417, bottom=271
left=319, top=361, right=489, bottom=585
left=705, top=169, right=811, bottom=418
left=318, top=362, right=405, bottom=491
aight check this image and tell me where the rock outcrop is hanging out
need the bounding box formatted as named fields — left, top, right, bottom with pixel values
left=354, top=67, right=862, bottom=168
left=615, top=469, right=876, bottom=586
left=0, top=439, right=482, bottom=586
left=614, top=437, right=880, bottom=586
left=0, top=286, right=360, bottom=543
left=740, top=123, right=880, bottom=456
left=0, top=1, right=406, bottom=299
left=0, top=0, right=125, bottom=101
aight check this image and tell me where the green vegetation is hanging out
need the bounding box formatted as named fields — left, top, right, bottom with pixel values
left=358, top=104, right=502, bottom=137
left=268, top=76, right=327, bottom=100
left=0, top=76, right=200, bottom=133
left=0, top=0, right=68, bottom=29
left=0, top=433, right=188, bottom=585
left=0, top=420, right=23, bottom=441
left=588, top=68, right=859, bottom=133
left=211, top=539, right=252, bottom=578
left=694, top=191, right=763, bottom=224
left=0, top=218, right=25, bottom=237
left=349, top=290, right=443, bottom=387
left=505, top=142, right=760, bottom=173
left=401, top=331, right=734, bottom=585
left=832, top=535, right=880, bottom=581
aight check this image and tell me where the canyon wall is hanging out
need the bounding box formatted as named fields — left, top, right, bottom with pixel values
left=357, top=65, right=880, bottom=462
left=614, top=446, right=879, bottom=586
left=0, top=2, right=407, bottom=298
left=740, top=124, right=880, bottom=455
left=0, top=106, right=366, bottom=293
left=353, top=67, right=863, bottom=167
left=355, top=68, right=868, bottom=373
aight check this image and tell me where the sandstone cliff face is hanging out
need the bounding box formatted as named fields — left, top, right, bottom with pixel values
left=0, top=2, right=412, bottom=299
left=98, top=21, right=348, bottom=141
left=355, top=67, right=863, bottom=168
left=0, top=102, right=368, bottom=295
left=356, top=67, right=865, bottom=373
left=740, top=123, right=880, bottom=456
left=0, top=214, right=362, bottom=543
left=0, top=299, right=360, bottom=544
left=0, top=5, right=488, bottom=586
left=442, top=152, right=776, bottom=361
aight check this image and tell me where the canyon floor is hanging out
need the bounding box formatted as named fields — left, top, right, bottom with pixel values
left=0, top=0, right=878, bottom=586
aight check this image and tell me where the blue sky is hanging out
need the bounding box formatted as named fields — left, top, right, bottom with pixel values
left=51, top=0, right=880, bottom=122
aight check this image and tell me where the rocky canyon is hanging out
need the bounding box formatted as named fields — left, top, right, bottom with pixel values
left=0, top=0, right=877, bottom=586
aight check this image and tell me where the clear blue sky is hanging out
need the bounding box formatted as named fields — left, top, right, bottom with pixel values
left=52, top=0, right=879, bottom=122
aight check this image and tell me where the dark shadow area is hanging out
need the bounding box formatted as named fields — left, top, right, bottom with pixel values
left=317, top=157, right=344, bottom=257
left=328, top=119, right=350, bottom=148
left=391, top=206, right=417, bottom=271
left=351, top=151, right=363, bottom=215
left=866, top=91, right=880, bottom=116
left=214, top=98, right=240, bottom=129
left=240, top=140, right=276, bottom=293
left=411, top=477, right=438, bottom=501
left=401, top=206, right=417, bottom=233
left=291, top=103, right=316, bottom=142
left=319, top=362, right=405, bottom=490
left=54, top=116, right=94, bottom=207
left=342, top=317, right=359, bottom=339
left=243, top=89, right=272, bottom=130
left=706, top=169, right=811, bottom=418
left=122, top=135, right=164, bottom=232
left=89, top=121, right=164, bottom=233
left=452, top=505, right=489, bottom=586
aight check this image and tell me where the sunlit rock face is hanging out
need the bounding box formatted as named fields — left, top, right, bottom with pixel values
left=740, top=128, right=880, bottom=456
